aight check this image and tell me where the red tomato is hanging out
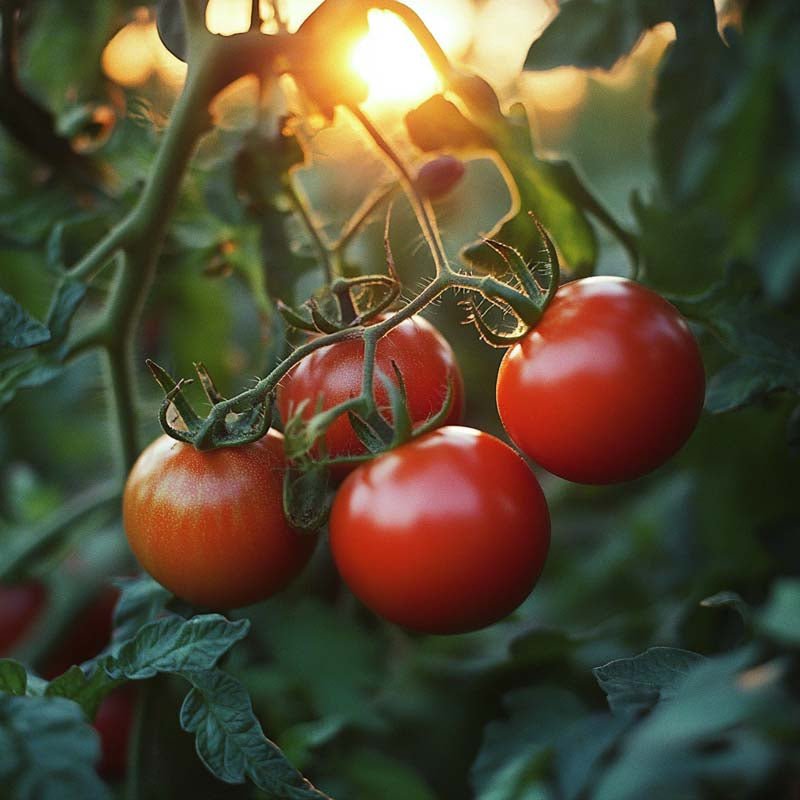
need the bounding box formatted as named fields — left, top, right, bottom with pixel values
left=0, top=583, right=46, bottom=654
left=276, top=315, right=464, bottom=474
left=123, top=430, right=316, bottom=609
left=415, top=155, right=466, bottom=200
left=496, top=276, right=705, bottom=484
left=93, top=686, right=137, bottom=780
left=329, top=426, right=550, bottom=634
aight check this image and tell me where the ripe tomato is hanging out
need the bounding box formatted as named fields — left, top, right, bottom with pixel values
left=416, top=155, right=466, bottom=200
left=276, top=315, right=464, bottom=473
left=496, top=276, right=705, bottom=484
left=123, top=430, right=316, bottom=609
left=0, top=583, right=46, bottom=654
left=329, top=426, right=550, bottom=634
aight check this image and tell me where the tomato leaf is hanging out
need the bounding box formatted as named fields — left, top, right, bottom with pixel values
left=179, top=668, right=331, bottom=798
left=0, top=693, right=109, bottom=799
left=0, top=291, right=51, bottom=350
left=757, top=578, right=800, bottom=647
left=105, top=614, right=250, bottom=680
left=593, top=646, right=706, bottom=717
left=0, top=660, right=28, bottom=696
left=110, top=574, right=173, bottom=647
left=44, top=665, right=118, bottom=720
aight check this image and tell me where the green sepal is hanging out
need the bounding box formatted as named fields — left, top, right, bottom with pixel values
left=282, top=464, right=331, bottom=532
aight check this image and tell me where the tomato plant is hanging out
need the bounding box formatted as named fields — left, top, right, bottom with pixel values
left=329, top=426, right=550, bottom=634
left=123, top=430, right=316, bottom=609
left=496, top=277, right=706, bottom=484
left=277, top=315, right=464, bottom=471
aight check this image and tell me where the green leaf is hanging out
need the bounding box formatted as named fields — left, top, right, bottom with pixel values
left=179, top=669, right=330, bottom=798
left=593, top=646, right=706, bottom=717
left=471, top=686, right=584, bottom=800
left=110, top=574, right=173, bottom=648
left=0, top=291, right=51, bottom=349
left=757, top=578, right=800, bottom=647
left=0, top=660, right=28, bottom=696
left=156, top=0, right=190, bottom=61
left=524, top=0, right=669, bottom=71
left=700, top=590, right=751, bottom=627
left=105, top=614, right=250, bottom=680
left=0, top=693, right=109, bottom=800
left=45, top=666, right=116, bottom=720
left=46, top=278, right=87, bottom=345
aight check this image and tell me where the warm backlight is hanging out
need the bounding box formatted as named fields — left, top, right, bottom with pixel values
left=350, top=10, right=441, bottom=111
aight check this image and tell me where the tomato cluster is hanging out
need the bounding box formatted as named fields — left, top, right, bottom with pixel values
left=123, top=278, right=704, bottom=634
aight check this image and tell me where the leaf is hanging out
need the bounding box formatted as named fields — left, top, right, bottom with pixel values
left=110, top=574, right=173, bottom=648
left=0, top=291, right=51, bottom=349
left=471, top=686, right=584, bottom=800
left=45, top=278, right=87, bottom=344
left=45, top=666, right=116, bottom=720
left=157, top=0, right=190, bottom=61
left=105, top=614, right=250, bottom=680
left=524, top=0, right=669, bottom=71
left=700, top=590, right=751, bottom=628
left=757, top=578, right=800, bottom=647
left=0, top=660, right=28, bottom=696
left=179, top=669, right=330, bottom=798
left=0, top=693, right=109, bottom=800
left=593, top=646, right=706, bottom=717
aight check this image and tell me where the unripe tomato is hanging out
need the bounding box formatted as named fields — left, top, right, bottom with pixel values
left=123, top=430, right=316, bottom=609
left=0, top=583, right=46, bottom=654
left=496, top=276, right=705, bottom=484
left=415, top=155, right=466, bottom=200
left=329, top=426, right=550, bottom=634
left=276, top=315, right=464, bottom=476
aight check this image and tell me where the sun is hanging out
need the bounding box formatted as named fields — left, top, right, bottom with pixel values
left=350, top=10, right=442, bottom=111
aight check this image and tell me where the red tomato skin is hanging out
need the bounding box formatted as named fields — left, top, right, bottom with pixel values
left=329, top=426, right=550, bottom=635
left=93, top=686, right=136, bottom=780
left=0, top=583, right=47, bottom=654
left=276, top=315, right=465, bottom=474
left=123, top=430, right=316, bottom=609
left=496, top=277, right=705, bottom=485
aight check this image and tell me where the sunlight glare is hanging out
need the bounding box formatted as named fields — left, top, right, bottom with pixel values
left=350, top=10, right=441, bottom=111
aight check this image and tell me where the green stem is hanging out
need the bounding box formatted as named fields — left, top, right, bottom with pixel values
left=283, top=176, right=334, bottom=282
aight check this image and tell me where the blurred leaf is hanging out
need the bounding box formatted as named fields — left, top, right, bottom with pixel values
left=180, top=668, right=330, bottom=798
left=700, top=590, right=751, bottom=629
left=593, top=647, right=789, bottom=800
left=336, top=748, right=438, bottom=800
left=0, top=660, right=28, bottom=696
left=44, top=665, right=116, bottom=720
left=524, top=0, right=669, bottom=71
left=157, top=0, right=190, bottom=62
left=0, top=693, right=109, bottom=800
left=757, top=578, right=800, bottom=647
left=105, top=614, right=249, bottom=680
left=471, top=686, right=584, bottom=800
left=0, top=291, right=50, bottom=349
left=593, top=646, right=706, bottom=717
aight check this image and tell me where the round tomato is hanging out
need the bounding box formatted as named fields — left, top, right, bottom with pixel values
left=276, top=315, right=464, bottom=473
left=123, top=430, right=316, bottom=609
left=329, top=426, right=550, bottom=634
left=0, top=583, right=46, bottom=654
left=415, top=155, right=466, bottom=200
left=496, top=276, right=705, bottom=484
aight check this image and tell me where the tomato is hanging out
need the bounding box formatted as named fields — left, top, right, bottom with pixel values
left=93, top=686, right=137, bottom=780
left=415, top=155, right=466, bottom=200
left=276, top=315, right=464, bottom=474
left=0, top=583, right=46, bottom=654
left=123, top=430, right=316, bottom=609
left=329, top=426, right=550, bottom=634
left=496, top=276, right=705, bottom=484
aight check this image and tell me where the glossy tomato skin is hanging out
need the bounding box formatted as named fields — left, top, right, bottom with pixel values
left=329, top=426, right=550, bottom=634
left=123, top=430, right=316, bottom=609
left=496, top=276, right=705, bottom=484
left=276, top=315, right=464, bottom=474
left=0, top=583, right=46, bottom=654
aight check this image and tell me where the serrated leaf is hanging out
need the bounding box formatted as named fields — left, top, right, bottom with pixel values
left=524, top=0, right=668, bottom=71
left=45, top=666, right=116, bottom=720
left=180, top=669, right=330, bottom=798
left=757, top=578, right=800, bottom=646
left=105, top=614, right=249, bottom=680
left=0, top=660, right=28, bottom=696
left=593, top=646, right=706, bottom=717
left=0, top=291, right=51, bottom=349
left=110, top=574, right=173, bottom=648
left=0, top=693, right=109, bottom=799
left=471, top=686, right=584, bottom=800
